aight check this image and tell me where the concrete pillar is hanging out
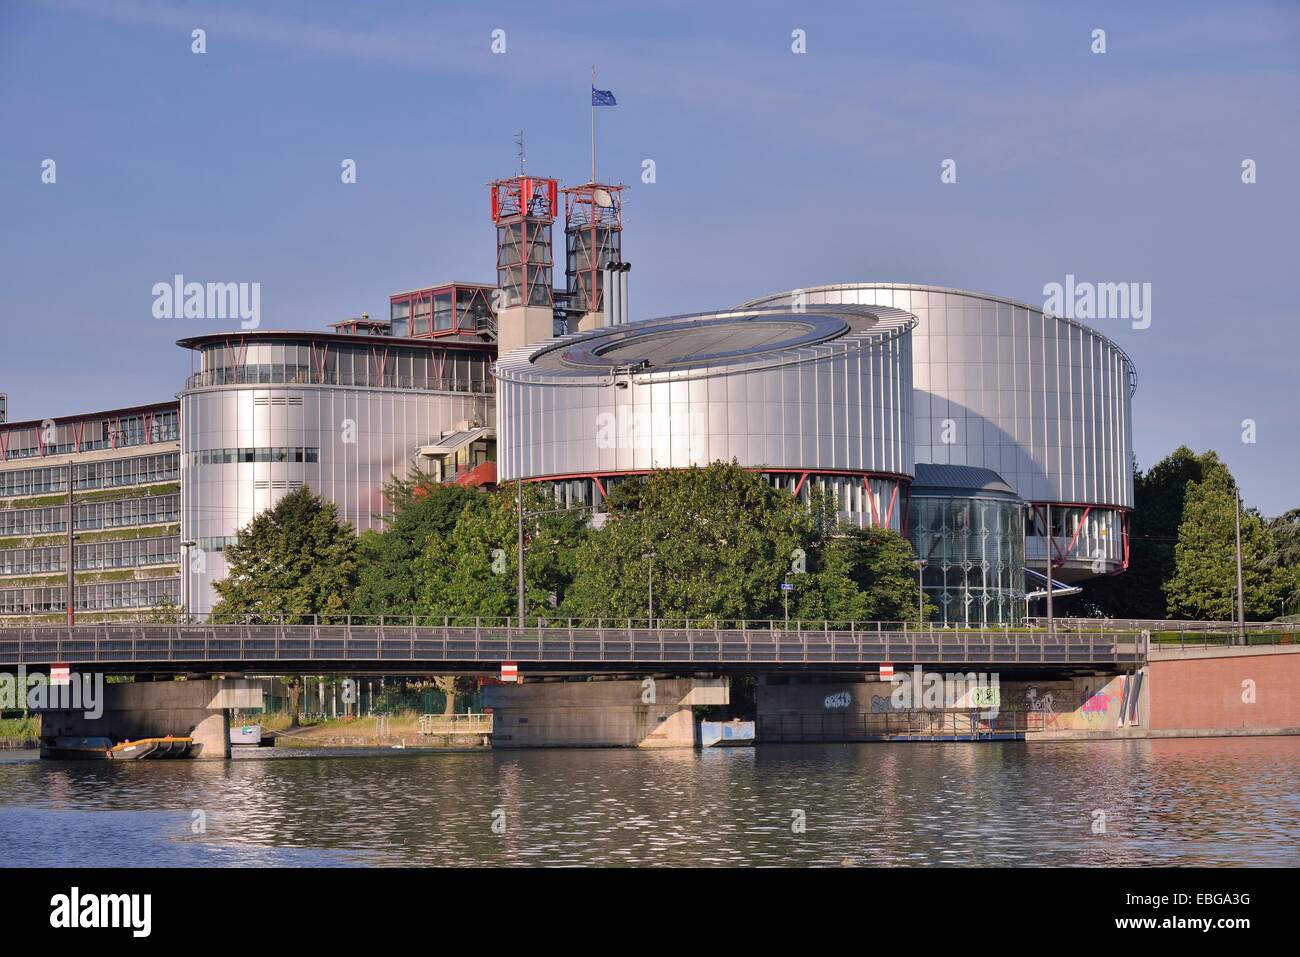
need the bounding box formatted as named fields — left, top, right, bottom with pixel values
left=483, top=677, right=728, bottom=749
left=497, top=305, right=555, bottom=355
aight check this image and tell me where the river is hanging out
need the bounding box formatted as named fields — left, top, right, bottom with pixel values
left=1, top=737, right=1296, bottom=867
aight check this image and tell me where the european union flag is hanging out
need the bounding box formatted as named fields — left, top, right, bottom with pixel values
left=592, top=87, right=617, bottom=106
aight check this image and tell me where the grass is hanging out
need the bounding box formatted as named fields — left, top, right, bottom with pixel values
left=0, top=715, right=40, bottom=741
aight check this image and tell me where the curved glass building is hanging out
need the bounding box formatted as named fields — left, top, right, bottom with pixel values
left=909, top=464, right=1025, bottom=626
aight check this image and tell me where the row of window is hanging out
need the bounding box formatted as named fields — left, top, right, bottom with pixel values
left=196, top=535, right=240, bottom=553
left=0, top=494, right=180, bottom=536
left=189, top=344, right=494, bottom=394
left=0, top=453, right=180, bottom=499
left=0, top=577, right=179, bottom=614
left=0, top=410, right=178, bottom=460
left=188, top=447, right=319, bottom=467
left=0, top=536, right=181, bottom=576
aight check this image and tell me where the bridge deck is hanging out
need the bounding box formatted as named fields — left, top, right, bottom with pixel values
left=0, top=624, right=1146, bottom=673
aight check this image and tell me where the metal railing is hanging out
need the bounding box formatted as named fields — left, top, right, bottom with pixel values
left=418, top=713, right=493, bottom=735
left=1028, top=617, right=1297, bottom=650
left=0, top=621, right=1147, bottom=668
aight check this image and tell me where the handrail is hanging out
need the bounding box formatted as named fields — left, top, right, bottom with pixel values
left=0, top=623, right=1149, bottom=668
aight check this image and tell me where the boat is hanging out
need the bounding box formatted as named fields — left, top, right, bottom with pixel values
left=41, top=735, right=201, bottom=760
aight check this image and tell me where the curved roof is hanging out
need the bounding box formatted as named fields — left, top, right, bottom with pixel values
left=738, top=282, right=1138, bottom=396
left=175, top=329, right=494, bottom=353
left=495, top=304, right=916, bottom=386
left=911, top=463, right=1021, bottom=500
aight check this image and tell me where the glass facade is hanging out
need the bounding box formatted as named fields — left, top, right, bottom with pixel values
left=909, top=492, right=1026, bottom=627
left=388, top=284, right=497, bottom=340
left=0, top=445, right=181, bottom=622
left=0, top=406, right=178, bottom=461
left=184, top=340, right=493, bottom=393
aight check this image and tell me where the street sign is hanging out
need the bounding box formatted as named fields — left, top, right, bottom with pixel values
left=50, top=663, right=70, bottom=686
left=780, top=582, right=795, bottom=592
left=879, top=663, right=894, bottom=680
left=501, top=662, right=518, bottom=683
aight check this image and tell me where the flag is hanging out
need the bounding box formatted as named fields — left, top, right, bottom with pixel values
left=592, top=87, right=617, bottom=106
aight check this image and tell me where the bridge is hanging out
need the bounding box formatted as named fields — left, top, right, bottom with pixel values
left=0, top=620, right=1147, bottom=675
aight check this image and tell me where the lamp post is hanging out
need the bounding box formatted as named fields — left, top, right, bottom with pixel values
left=179, top=540, right=197, bottom=621
left=914, top=559, right=927, bottom=632
left=516, top=479, right=525, bottom=632
left=1044, top=503, right=1054, bottom=637
left=1234, top=484, right=1246, bottom=647
left=642, top=552, right=656, bottom=625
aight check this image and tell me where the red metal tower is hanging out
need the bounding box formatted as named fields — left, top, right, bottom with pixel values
left=561, top=182, right=624, bottom=317
left=489, top=175, right=558, bottom=309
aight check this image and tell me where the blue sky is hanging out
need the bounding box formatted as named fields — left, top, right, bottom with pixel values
left=1, top=0, right=1297, bottom=513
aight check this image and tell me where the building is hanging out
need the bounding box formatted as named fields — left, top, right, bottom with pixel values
left=0, top=402, right=181, bottom=623
left=495, top=304, right=916, bottom=529
left=0, top=169, right=1137, bottom=625
left=176, top=328, right=496, bottom=616
left=741, top=284, right=1137, bottom=590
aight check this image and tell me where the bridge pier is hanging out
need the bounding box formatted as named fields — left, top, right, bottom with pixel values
left=483, top=677, right=728, bottom=748
left=756, top=671, right=1151, bottom=741
left=39, top=678, right=263, bottom=759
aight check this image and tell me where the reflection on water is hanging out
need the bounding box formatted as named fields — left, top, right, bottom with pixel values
left=0, top=738, right=1297, bottom=867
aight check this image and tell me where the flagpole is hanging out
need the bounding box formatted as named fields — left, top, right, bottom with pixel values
left=590, top=65, right=596, bottom=184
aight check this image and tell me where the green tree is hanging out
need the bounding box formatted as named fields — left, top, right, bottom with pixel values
left=562, top=462, right=812, bottom=624
left=1265, top=509, right=1300, bottom=616
left=795, top=526, right=929, bottom=624
left=211, top=487, right=360, bottom=623
left=1163, top=464, right=1289, bottom=620
left=351, top=471, right=489, bottom=618
left=413, top=483, right=587, bottom=623
left=1082, top=446, right=1226, bottom=618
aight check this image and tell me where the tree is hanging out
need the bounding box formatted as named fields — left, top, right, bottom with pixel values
left=795, top=526, right=930, bottom=625
left=1082, top=446, right=1234, bottom=618
left=413, top=483, right=587, bottom=623
left=1265, top=509, right=1300, bottom=616
left=1163, top=464, right=1289, bottom=620
left=351, top=471, right=489, bottom=618
left=211, top=487, right=360, bottom=623
left=562, top=462, right=812, bottom=624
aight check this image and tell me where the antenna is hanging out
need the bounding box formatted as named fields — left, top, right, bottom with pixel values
left=515, top=129, right=526, bottom=176
left=593, top=187, right=613, bottom=209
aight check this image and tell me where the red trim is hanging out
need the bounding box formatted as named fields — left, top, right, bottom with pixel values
left=883, top=483, right=899, bottom=527
left=1060, top=504, right=1092, bottom=562
left=525, top=467, right=915, bottom=484
left=792, top=471, right=811, bottom=497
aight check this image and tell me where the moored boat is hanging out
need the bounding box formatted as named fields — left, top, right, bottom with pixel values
left=40, top=735, right=200, bottom=760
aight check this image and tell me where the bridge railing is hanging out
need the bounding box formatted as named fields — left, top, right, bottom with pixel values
left=0, top=622, right=1147, bottom=668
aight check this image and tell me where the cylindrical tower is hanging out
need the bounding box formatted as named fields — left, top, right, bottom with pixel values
left=740, top=284, right=1137, bottom=581
left=177, top=331, right=495, bottom=616
left=495, top=304, right=916, bottom=528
